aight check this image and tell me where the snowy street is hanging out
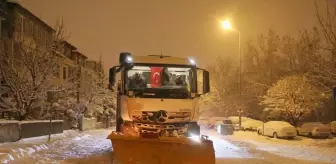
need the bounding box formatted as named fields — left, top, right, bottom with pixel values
left=0, top=128, right=335, bottom=164
left=0, top=129, right=114, bottom=164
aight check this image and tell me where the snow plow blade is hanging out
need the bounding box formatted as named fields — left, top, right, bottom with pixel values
left=107, top=132, right=215, bottom=164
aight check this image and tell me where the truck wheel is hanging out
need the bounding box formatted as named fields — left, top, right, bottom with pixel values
left=185, top=122, right=200, bottom=137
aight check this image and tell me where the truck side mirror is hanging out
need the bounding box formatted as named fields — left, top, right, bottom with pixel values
left=109, top=67, right=117, bottom=86
left=203, top=70, right=210, bottom=93
left=197, top=68, right=210, bottom=95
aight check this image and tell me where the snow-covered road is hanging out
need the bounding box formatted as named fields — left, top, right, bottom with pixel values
left=0, top=129, right=113, bottom=164
left=0, top=128, right=334, bottom=164
left=203, top=129, right=336, bottom=164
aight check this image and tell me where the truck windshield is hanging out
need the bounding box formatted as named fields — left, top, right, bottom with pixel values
left=126, top=65, right=195, bottom=98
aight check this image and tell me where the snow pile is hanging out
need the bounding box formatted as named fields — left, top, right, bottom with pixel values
left=228, top=116, right=251, bottom=124
left=8, top=0, right=20, bottom=4
left=0, top=129, right=113, bottom=163
left=308, top=137, right=336, bottom=148
left=223, top=131, right=336, bottom=163
left=19, top=120, right=63, bottom=124
left=0, top=144, right=49, bottom=163
left=0, top=130, right=77, bottom=163
left=0, top=120, right=19, bottom=124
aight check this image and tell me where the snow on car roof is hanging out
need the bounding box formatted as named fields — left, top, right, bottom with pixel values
left=303, top=122, right=326, bottom=127
left=268, top=121, right=291, bottom=126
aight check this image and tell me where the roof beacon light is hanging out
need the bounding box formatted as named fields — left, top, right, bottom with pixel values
left=126, top=56, right=133, bottom=63
left=189, top=58, right=196, bottom=65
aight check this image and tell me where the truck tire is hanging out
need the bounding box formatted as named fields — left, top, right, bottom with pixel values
left=185, top=122, right=200, bottom=137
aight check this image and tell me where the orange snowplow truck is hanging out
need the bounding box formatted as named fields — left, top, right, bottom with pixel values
left=107, top=52, right=215, bottom=164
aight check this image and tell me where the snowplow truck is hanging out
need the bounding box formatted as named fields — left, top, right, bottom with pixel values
left=107, top=52, right=215, bottom=164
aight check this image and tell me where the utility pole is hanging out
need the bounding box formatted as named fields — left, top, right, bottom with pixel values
left=238, top=31, right=242, bottom=130
left=76, top=54, right=81, bottom=104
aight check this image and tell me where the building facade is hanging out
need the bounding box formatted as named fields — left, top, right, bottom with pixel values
left=3, top=1, right=91, bottom=82
left=0, top=0, right=7, bottom=39
left=0, top=1, right=104, bottom=119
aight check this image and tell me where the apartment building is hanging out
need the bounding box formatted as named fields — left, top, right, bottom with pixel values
left=4, top=1, right=90, bottom=81
left=0, top=1, right=111, bottom=120
left=0, top=0, right=7, bottom=39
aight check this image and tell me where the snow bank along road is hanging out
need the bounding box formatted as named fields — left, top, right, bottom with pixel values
left=0, top=128, right=335, bottom=164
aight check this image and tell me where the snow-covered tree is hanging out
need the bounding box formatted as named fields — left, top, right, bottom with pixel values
left=261, top=75, right=325, bottom=126
left=80, top=59, right=116, bottom=118
left=0, top=20, right=75, bottom=120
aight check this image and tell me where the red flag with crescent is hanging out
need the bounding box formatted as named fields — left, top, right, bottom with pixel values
left=150, top=67, right=163, bottom=87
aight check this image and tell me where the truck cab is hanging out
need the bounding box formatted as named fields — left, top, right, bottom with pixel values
left=109, top=52, right=210, bottom=137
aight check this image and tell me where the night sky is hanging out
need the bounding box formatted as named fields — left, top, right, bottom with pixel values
left=19, top=0, right=335, bottom=69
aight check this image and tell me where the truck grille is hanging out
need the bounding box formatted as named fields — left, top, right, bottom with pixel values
left=132, top=110, right=191, bottom=123
left=134, top=123, right=188, bottom=135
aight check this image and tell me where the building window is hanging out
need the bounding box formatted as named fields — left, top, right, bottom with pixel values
left=43, top=31, right=46, bottom=46
left=63, top=67, right=67, bottom=80
left=17, top=14, right=24, bottom=39
left=29, top=20, right=34, bottom=36
left=68, top=67, right=72, bottom=80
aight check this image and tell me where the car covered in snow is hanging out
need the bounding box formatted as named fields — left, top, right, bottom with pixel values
left=241, top=119, right=263, bottom=131
left=228, top=116, right=252, bottom=131
left=257, top=121, right=296, bottom=139
left=327, top=121, right=336, bottom=134
left=297, top=122, right=331, bottom=138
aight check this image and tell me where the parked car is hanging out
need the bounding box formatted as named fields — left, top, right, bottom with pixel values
left=297, top=122, right=331, bottom=138
left=228, top=116, right=251, bottom=131
left=241, top=119, right=263, bottom=131
left=257, top=121, right=296, bottom=139
left=207, top=117, right=227, bottom=130
left=217, top=119, right=234, bottom=135
left=327, top=121, right=336, bottom=134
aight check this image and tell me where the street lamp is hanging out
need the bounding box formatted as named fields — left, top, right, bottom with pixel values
left=221, top=20, right=232, bottom=30
left=220, top=20, right=242, bottom=130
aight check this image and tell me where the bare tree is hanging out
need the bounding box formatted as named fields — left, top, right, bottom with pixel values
left=313, top=0, right=336, bottom=92
left=203, top=56, right=243, bottom=116
left=0, top=19, right=75, bottom=120
left=244, top=29, right=284, bottom=88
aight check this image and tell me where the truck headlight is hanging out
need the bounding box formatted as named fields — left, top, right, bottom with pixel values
left=190, top=134, right=200, bottom=142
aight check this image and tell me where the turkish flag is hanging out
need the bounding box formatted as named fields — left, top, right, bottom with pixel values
left=150, top=67, right=163, bottom=87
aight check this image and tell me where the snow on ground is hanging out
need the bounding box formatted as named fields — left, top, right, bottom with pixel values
left=208, top=129, right=336, bottom=163
left=0, top=129, right=114, bottom=164
left=0, top=127, right=335, bottom=164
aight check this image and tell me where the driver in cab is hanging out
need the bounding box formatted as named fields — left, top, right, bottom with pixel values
left=128, top=72, right=147, bottom=89
left=161, top=67, right=187, bottom=87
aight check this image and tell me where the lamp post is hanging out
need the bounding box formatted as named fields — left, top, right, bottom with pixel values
left=221, top=20, right=242, bottom=129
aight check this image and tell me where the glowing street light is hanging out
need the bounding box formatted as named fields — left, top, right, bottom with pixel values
left=221, top=20, right=232, bottom=30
